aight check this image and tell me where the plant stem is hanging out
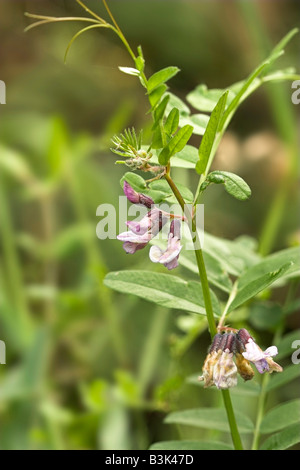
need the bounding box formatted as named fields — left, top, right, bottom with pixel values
left=222, top=389, right=244, bottom=450
left=165, top=174, right=217, bottom=335
left=217, top=281, right=238, bottom=331
left=84, top=3, right=243, bottom=448
left=251, top=373, right=269, bottom=450
left=165, top=172, right=243, bottom=449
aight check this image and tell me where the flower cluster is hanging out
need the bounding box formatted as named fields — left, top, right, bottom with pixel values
left=199, top=328, right=282, bottom=390
left=117, top=182, right=182, bottom=270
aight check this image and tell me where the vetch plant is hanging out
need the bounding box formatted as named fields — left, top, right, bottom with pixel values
left=26, top=0, right=300, bottom=451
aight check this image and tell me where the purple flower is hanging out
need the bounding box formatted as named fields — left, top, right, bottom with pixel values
left=149, top=220, right=182, bottom=270
left=117, top=208, right=167, bottom=254
left=123, top=181, right=154, bottom=208
left=241, top=339, right=280, bottom=374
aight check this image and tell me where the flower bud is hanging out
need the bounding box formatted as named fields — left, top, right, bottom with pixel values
left=208, top=333, right=223, bottom=353
left=123, top=181, right=154, bottom=208
left=236, top=328, right=253, bottom=349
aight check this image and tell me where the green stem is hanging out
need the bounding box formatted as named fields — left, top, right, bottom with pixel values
left=217, top=281, right=238, bottom=331
left=165, top=172, right=243, bottom=449
left=165, top=173, right=217, bottom=337
left=193, top=125, right=223, bottom=206
left=102, top=0, right=137, bottom=64
left=251, top=373, right=269, bottom=450
left=222, top=390, right=244, bottom=450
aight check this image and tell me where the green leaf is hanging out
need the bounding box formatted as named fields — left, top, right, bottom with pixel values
left=158, top=125, right=194, bottom=165
left=219, top=61, right=274, bottom=132
left=276, top=330, right=300, bottom=360
left=206, top=171, right=251, bottom=200
left=172, top=145, right=198, bottom=166
left=187, top=29, right=299, bottom=139
left=187, top=85, right=235, bottom=113
left=165, top=408, right=254, bottom=434
left=149, top=84, right=167, bottom=108
left=149, top=180, right=194, bottom=204
left=135, top=46, right=145, bottom=73
left=179, top=249, right=233, bottom=293
left=237, top=247, right=300, bottom=289
left=180, top=113, right=210, bottom=135
left=266, top=364, right=300, bottom=393
left=260, top=423, right=300, bottom=450
left=149, top=440, right=233, bottom=450
left=149, top=145, right=198, bottom=169
left=152, top=95, right=170, bottom=129
left=104, top=271, right=221, bottom=316
left=165, top=92, right=190, bottom=115
left=201, top=232, right=260, bottom=277
left=118, top=66, right=140, bottom=76
left=151, top=126, right=164, bottom=149
left=0, top=145, right=35, bottom=182
left=148, top=66, right=180, bottom=92
left=228, top=262, right=292, bottom=312
left=196, top=91, right=228, bottom=175
left=260, top=399, right=300, bottom=434
left=249, top=303, right=282, bottom=331
left=264, top=28, right=299, bottom=72
left=219, top=30, right=294, bottom=132
left=120, top=173, right=147, bottom=192
left=164, top=107, right=179, bottom=136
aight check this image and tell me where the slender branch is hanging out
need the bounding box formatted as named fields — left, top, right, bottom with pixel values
left=64, top=24, right=112, bottom=63
left=76, top=0, right=107, bottom=23
left=24, top=14, right=100, bottom=32
left=217, top=281, right=238, bottom=332
left=102, top=0, right=137, bottom=63
left=102, top=0, right=123, bottom=34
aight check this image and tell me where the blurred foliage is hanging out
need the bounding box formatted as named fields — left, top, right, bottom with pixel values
left=0, top=0, right=299, bottom=449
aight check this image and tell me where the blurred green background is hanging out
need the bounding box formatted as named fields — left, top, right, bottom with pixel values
left=0, top=0, right=299, bottom=450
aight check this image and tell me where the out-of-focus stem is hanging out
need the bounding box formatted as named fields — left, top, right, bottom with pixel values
left=64, top=152, right=128, bottom=365
left=0, top=174, right=33, bottom=347
left=238, top=1, right=298, bottom=255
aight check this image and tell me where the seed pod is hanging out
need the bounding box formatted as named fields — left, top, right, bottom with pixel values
left=235, top=353, right=255, bottom=381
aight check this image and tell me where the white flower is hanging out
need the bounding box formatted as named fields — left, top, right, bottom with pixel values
left=242, top=338, right=280, bottom=374
left=149, top=219, right=182, bottom=270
